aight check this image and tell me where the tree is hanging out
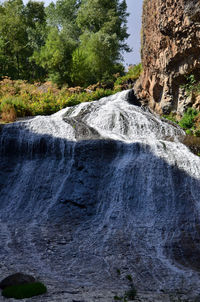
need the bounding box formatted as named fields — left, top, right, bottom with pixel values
left=24, top=1, right=47, bottom=80
left=33, top=0, right=80, bottom=85
left=0, top=0, right=130, bottom=86
left=33, top=27, right=77, bottom=85
left=0, top=0, right=28, bottom=79
left=70, top=47, right=93, bottom=86
left=74, top=0, right=130, bottom=84
left=0, top=0, right=47, bottom=81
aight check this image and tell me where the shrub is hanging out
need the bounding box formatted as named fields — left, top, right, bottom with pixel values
left=181, top=74, right=196, bottom=94
left=0, top=96, right=30, bottom=117
left=2, top=282, right=47, bottom=299
left=0, top=78, right=119, bottom=121
left=1, top=103, right=16, bottom=123
left=178, top=108, right=198, bottom=129
left=163, top=113, right=177, bottom=124
left=114, top=63, right=142, bottom=90
left=185, top=129, right=193, bottom=136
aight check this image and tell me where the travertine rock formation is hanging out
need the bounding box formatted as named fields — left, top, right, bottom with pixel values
left=135, top=0, right=200, bottom=116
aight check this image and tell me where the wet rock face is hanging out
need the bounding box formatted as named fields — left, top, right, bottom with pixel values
left=136, top=0, right=200, bottom=116
left=0, top=91, right=200, bottom=300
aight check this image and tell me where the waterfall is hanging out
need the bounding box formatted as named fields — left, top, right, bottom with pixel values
left=0, top=90, right=200, bottom=299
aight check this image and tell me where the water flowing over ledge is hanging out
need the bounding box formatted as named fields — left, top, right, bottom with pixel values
left=0, top=90, right=200, bottom=301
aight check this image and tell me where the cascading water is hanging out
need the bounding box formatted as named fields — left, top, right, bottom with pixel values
left=0, top=90, right=200, bottom=301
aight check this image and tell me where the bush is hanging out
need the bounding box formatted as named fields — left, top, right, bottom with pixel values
left=2, top=282, right=47, bottom=299
left=185, top=129, right=193, bottom=136
left=163, top=113, right=177, bottom=124
left=178, top=108, right=198, bottom=129
left=114, top=63, right=142, bottom=89
left=1, top=103, right=16, bottom=123
left=0, top=77, right=130, bottom=122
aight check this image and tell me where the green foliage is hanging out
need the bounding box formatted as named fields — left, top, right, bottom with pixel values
left=163, top=113, right=177, bottom=124
left=0, top=97, right=29, bottom=117
left=0, top=79, right=115, bottom=119
left=114, top=63, right=142, bottom=89
left=0, top=0, right=130, bottom=87
left=71, top=48, right=94, bottom=86
left=181, top=74, right=196, bottom=94
left=185, top=129, right=193, bottom=136
left=75, top=0, right=130, bottom=84
left=34, top=27, right=77, bottom=86
left=180, top=75, right=200, bottom=103
left=0, top=0, right=46, bottom=81
left=2, top=282, right=47, bottom=299
left=178, top=108, right=198, bottom=129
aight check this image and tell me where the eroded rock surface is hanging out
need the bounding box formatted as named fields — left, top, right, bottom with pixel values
left=135, top=0, right=200, bottom=116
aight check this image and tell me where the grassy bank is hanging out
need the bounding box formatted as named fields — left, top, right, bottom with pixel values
left=0, top=64, right=142, bottom=123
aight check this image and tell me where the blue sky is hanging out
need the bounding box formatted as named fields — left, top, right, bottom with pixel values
left=125, top=0, right=143, bottom=66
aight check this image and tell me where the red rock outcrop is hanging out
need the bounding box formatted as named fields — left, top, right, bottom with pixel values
left=135, top=0, right=200, bottom=116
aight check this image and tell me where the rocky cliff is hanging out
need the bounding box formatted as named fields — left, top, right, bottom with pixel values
left=135, top=0, right=200, bottom=116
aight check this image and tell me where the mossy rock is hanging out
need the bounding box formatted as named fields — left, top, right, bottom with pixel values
left=0, top=273, right=36, bottom=290
left=2, top=282, right=47, bottom=299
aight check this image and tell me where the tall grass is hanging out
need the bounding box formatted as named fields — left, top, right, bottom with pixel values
left=0, top=78, right=115, bottom=122
left=0, top=65, right=143, bottom=123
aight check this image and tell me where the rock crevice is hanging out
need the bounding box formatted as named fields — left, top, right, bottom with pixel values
left=136, top=0, right=200, bottom=116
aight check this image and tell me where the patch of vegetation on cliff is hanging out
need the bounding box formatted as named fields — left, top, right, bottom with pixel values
left=181, top=74, right=200, bottom=96
left=179, top=108, right=200, bottom=137
left=114, top=63, right=143, bottom=91
left=164, top=108, right=200, bottom=156
left=164, top=108, right=200, bottom=137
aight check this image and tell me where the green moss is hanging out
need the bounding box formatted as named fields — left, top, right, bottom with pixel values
left=2, top=282, right=47, bottom=299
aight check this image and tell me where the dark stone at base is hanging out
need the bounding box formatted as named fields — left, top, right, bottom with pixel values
left=0, top=273, right=36, bottom=289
